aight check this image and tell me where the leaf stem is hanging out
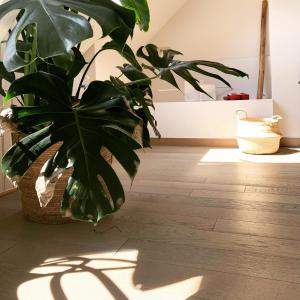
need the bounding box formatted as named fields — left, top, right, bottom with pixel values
left=75, top=47, right=104, bottom=101
left=23, top=25, right=37, bottom=106
left=125, top=75, right=159, bottom=86
left=15, top=96, right=24, bottom=106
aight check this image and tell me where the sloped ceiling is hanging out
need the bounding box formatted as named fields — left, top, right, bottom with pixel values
left=128, top=0, right=189, bottom=50
left=81, top=0, right=189, bottom=53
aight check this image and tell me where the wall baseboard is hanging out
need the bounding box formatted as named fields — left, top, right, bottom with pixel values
left=151, top=138, right=238, bottom=147
left=281, top=138, right=300, bottom=147
left=151, top=138, right=300, bottom=147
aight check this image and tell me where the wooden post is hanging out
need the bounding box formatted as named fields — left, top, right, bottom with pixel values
left=257, top=0, right=268, bottom=99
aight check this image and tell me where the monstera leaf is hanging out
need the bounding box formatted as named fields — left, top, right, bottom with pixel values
left=103, top=41, right=142, bottom=71
left=0, top=61, right=15, bottom=96
left=120, top=0, right=150, bottom=31
left=115, top=64, right=159, bottom=134
left=36, top=47, right=86, bottom=81
left=137, top=44, right=248, bottom=96
left=0, top=61, right=15, bottom=82
left=118, top=63, right=150, bottom=83
left=0, top=0, right=137, bottom=71
left=2, top=72, right=142, bottom=223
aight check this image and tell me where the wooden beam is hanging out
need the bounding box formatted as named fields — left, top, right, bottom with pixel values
left=257, top=0, right=268, bottom=99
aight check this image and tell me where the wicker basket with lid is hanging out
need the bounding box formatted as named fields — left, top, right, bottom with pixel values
left=236, top=110, right=282, bottom=155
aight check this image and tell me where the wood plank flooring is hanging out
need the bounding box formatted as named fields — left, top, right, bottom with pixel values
left=0, top=146, right=300, bottom=299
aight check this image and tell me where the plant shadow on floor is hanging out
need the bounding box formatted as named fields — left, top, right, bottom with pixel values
left=2, top=206, right=281, bottom=300
left=19, top=256, right=137, bottom=300
left=0, top=207, right=206, bottom=300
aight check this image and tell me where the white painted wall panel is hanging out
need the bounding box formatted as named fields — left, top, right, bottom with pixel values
left=269, top=0, right=300, bottom=137
left=152, top=0, right=271, bottom=101
left=150, top=100, right=274, bottom=139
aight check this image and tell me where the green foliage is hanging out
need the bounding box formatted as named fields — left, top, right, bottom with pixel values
left=137, top=44, right=248, bottom=97
left=120, top=0, right=150, bottom=31
left=3, top=72, right=141, bottom=223
left=0, top=0, right=136, bottom=71
left=103, top=41, right=142, bottom=71
left=0, top=62, right=15, bottom=96
left=0, top=62, right=15, bottom=83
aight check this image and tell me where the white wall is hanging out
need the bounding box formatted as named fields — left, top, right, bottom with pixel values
left=0, top=127, right=14, bottom=192
left=151, top=0, right=272, bottom=101
left=269, top=0, right=300, bottom=138
left=150, top=100, right=274, bottom=139
left=0, top=79, right=17, bottom=192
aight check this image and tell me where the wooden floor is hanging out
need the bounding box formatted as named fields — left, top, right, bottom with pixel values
left=1, top=146, right=300, bottom=299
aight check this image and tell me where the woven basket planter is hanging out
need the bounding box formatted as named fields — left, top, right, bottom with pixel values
left=12, top=133, right=112, bottom=224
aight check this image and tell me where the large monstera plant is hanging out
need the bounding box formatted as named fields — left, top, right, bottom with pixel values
left=0, top=0, right=247, bottom=223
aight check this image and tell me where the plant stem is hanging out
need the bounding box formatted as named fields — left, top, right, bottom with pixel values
left=23, top=50, right=30, bottom=106
left=125, top=75, right=159, bottom=86
left=15, top=96, right=23, bottom=106
left=29, top=26, right=37, bottom=74
left=75, top=47, right=104, bottom=101
left=75, top=45, right=159, bottom=101
left=23, top=25, right=37, bottom=106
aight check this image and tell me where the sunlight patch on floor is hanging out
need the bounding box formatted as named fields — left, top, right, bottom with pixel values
left=199, top=148, right=300, bottom=164
left=17, top=250, right=203, bottom=300
left=17, top=276, right=54, bottom=300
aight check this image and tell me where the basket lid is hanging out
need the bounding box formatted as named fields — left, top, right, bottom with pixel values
left=236, top=131, right=282, bottom=138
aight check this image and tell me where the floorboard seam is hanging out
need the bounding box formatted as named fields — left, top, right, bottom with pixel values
left=124, top=251, right=300, bottom=286
left=0, top=242, right=18, bottom=256
left=130, top=236, right=300, bottom=262
left=212, top=218, right=218, bottom=231
left=114, top=238, right=130, bottom=256
left=213, top=229, right=300, bottom=242
left=220, top=217, right=300, bottom=228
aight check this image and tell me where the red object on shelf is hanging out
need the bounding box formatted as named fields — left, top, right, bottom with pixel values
left=240, top=93, right=250, bottom=100
left=230, top=94, right=241, bottom=100
left=223, top=93, right=250, bottom=101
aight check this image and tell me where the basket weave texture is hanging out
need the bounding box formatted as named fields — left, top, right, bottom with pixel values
left=236, top=114, right=282, bottom=155
left=12, top=133, right=112, bottom=224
